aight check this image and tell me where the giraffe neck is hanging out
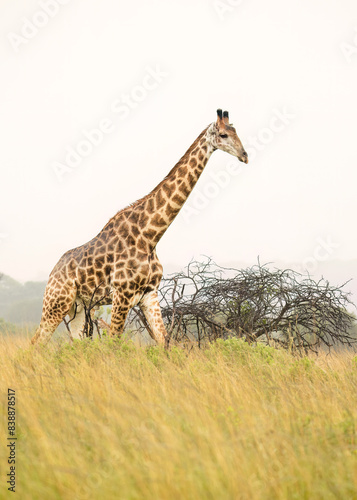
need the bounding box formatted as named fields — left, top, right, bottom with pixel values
left=140, top=124, right=216, bottom=248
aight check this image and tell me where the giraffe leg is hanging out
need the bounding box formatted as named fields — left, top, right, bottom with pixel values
left=109, top=291, right=130, bottom=337
left=139, top=290, right=167, bottom=345
left=31, top=282, right=76, bottom=345
left=67, top=301, right=86, bottom=340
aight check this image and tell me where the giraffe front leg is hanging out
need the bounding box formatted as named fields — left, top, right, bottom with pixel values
left=139, top=290, right=168, bottom=346
left=109, top=291, right=130, bottom=338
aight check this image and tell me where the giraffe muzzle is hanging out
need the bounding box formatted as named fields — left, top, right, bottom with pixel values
left=240, top=151, right=249, bottom=164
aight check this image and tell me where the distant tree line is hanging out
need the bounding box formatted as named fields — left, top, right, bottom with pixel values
left=0, top=274, right=46, bottom=324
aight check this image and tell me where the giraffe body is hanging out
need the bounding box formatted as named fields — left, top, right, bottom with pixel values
left=31, top=110, right=248, bottom=345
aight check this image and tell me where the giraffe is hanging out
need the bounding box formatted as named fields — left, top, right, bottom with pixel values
left=31, top=109, right=248, bottom=346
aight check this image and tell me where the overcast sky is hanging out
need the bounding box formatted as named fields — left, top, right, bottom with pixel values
left=1, top=0, right=356, bottom=291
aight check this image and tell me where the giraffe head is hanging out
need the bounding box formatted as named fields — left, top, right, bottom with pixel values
left=208, top=109, right=248, bottom=164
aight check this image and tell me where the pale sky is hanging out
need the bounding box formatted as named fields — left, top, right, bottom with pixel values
left=1, top=0, right=356, bottom=292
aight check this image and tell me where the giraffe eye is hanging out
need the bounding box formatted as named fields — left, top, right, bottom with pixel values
left=219, top=134, right=228, bottom=139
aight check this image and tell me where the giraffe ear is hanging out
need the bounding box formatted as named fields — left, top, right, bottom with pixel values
left=216, top=109, right=225, bottom=128
left=223, top=110, right=229, bottom=126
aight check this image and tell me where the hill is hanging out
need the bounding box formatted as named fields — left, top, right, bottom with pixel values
left=0, top=274, right=46, bottom=325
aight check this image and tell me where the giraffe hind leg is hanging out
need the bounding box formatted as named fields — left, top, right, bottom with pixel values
left=67, top=301, right=86, bottom=340
left=67, top=301, right=98, bottom=339
left=31, top=282, right=76, bottom=345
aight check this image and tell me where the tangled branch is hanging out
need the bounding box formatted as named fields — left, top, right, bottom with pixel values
left=133, top=259, right=356, bottom=354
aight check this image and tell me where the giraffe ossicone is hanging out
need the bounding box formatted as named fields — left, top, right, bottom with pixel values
left=31, top=109, right=248, bottom=346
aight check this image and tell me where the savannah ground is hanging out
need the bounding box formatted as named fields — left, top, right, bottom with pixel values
left=1, top=333, right=357, bottom=500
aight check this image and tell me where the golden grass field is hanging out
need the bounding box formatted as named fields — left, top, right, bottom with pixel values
left=1, top=334, right=357, bottom=500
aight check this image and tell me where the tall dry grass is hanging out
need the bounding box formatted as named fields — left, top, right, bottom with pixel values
left=0, top=334, right=357, bottom=500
